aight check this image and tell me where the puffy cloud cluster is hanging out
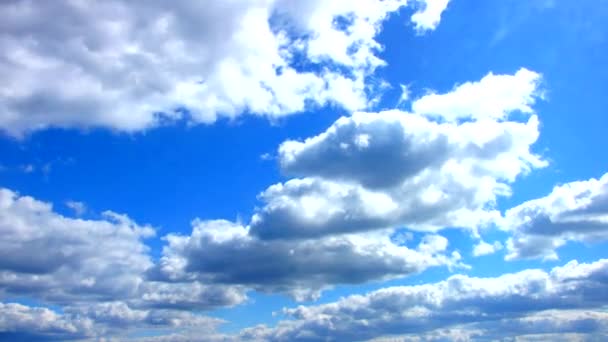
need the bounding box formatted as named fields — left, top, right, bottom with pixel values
left=241, top=259, right=608, bottom=341
left=0, top=188, right=154, bottom=303
left=0, top=0, right=448, bottom=136
left=153, top=68, right=546, bottom=301
left=0, top=303, right=93, bottom=341
left=501, top=172, right=608, bottom=260
left=252, top=68, right=545, bottom=240
left=0, top=188, right=245, bottom=339
left=0, top=301, right=225, bottom=341
left=0, top=66, right=553, bottom=339
left=154, top=220, right=464, bottom=301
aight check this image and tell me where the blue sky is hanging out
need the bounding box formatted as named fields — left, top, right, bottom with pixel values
left=1, top=0, right=607, bottom=341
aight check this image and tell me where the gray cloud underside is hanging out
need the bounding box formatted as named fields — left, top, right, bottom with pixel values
left=153, top=219, right=463, bottom=301
left=4, top=258, right=608, bottom=341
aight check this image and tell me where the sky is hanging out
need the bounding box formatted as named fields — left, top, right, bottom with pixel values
left=0, top=0, right=608, bottom=341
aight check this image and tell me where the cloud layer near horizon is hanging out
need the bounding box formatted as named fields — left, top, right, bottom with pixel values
left=4, top=258, right=608, bottom=341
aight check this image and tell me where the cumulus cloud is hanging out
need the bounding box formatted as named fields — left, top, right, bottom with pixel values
left=501, top=172, right=608, bottom=260
left=65, top=301, right=223, bottom=334
left=412, top=68, right=542, bottom=122
left=0, top=0, right=449, bottom=136
left=252, top=70, right=546, bottom=239
left=472, top=239, right=503, bottom=257
left=153, top=220, right=464, bottom=301
left=0, top=302, right=94, bottom=341
left=0, top=188, right=246, bottom=314
left=0, top=188, right=155, bottom=302
left=140, top=66, right=551, bottom=300
left=0, top=301, right=227, bottom=341
left=240, top=259, right=608, bottom=341
left=411, top=0, right=451, bottom=32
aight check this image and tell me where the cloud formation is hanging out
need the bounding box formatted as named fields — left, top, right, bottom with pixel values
left=0, top=301, right=225, bottom=341
left=0, top=302, right=93, bottom=341
left=502, top=172, right=608, bottom=260
left=0, top=188, right=246, bottom=332
left=251, top=69, right=546, bottom=240
left=0, top=0, right=447, bottom=136
left=412, top=68, right=542, bottom=122
left=153, top=219, right=463, bottom=301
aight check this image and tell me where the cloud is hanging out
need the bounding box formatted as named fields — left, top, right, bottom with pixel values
left=412, top=68, right=542, bottom=122
left=501, top=172, right=608, bottom=260
left=397, top=84, right=411, bottom=107
left=174, top=68, right=550, bottom=302
left=0, top=188, right=154, bottom=302
left=0, top=188, right=246, bottom=311
left=0, top=301, right=226, bottom=341
left=64, top=301, right=223, bottom=333
left=472, top=240, right=503, bottom=257
left=369, top=310, right=608, bottom=342
left=65, top=200, right=86, bottom=216
left=411, top=0, right=451, bottom=32
left=152, top=219, right=464, bottom=301
left=253, top=69, right=546, bottom=239
left=240, top=258, right=608, bottom=341
left=0, top=0, right=449, bottom=136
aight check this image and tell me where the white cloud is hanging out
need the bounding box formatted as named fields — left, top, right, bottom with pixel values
left=0, top=0, right=449, bottom=136
left=472, top=239, right=503, bottom=257
left=153, top=219, right=464, bottom=301
left=0, top=301, right=226, bottom=341
left=240, top=258, right=608, bottom=341
left=412, top=68, right=542, bottom=122
left=0, top=188, right=246, bottom=312
left=254, top=75, right=545, bottom=239
left=370, top=310, right=608, bottom=342
left=501, top=172, right=608, bottom=260
left=0, top=188, right=154, bottom=302
left=397, top=83, right=411, bottom=107
left=0, top=302, right=94, bottom=340
left=411, top=0, right=451, bottom=32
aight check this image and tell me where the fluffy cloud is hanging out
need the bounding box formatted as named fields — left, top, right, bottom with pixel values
left=412, top=68, right=542, bottom=122
left=153, top=219, right=464, bottom=301
left=0, top=188, right=246, bottom=312
left=64, top=302, right=223, bottom=334
left=241, top=258, right=608, bottom=341
left=369, top=310, right=608, bottom=342
left=252, top=69, right=546, bottom=240
left=0, top=0, right=449, bottom=136
left=0, top=188, right=154, bottom=302
left=502, top=172, right=608, bottom=260
left=410, top=0, right=451, bottom=32
left=472, top=239, right=503, bottom=257
left=0, top=301, right=226, bottom=341
left=0, top=302, right=93, bottom=341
